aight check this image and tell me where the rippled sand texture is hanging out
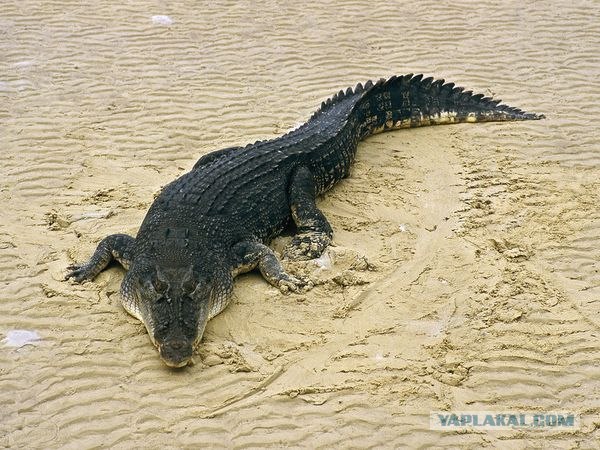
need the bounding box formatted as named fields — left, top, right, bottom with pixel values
left=2, top=0, right=599, bottom=448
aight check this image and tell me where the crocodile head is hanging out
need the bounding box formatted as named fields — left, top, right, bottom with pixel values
left=121, top=264, right=215, bottom=368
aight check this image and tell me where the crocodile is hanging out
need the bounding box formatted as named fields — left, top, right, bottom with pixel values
left=66, top=74, right=543, bottom=368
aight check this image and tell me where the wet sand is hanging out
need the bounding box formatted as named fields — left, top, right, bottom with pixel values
left=1, top=0, right=599, bottom=447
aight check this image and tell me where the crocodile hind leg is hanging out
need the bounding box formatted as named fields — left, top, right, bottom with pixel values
left=283, top=166, right=333, bottom=260
left=65, top=234, right=135, bottom=282
left=232, top=241, right=311, bottom=292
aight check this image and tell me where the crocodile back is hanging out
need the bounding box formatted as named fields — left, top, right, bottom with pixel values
left=135, top=74, right=543, bottom=252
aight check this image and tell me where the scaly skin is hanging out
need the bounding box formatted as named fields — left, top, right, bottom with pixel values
left=66, top=74, right=543, bottom=368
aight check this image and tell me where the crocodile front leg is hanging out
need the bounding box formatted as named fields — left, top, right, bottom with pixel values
left=283, top=166, right=333, bottom=260
left=65, top=233, right=135, bottom=282
left=232, top=241, right=310, bottom=292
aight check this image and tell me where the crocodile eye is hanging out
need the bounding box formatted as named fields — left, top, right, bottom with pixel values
left=152, top=276, right=168, bottom=294
left=152, top=269, right=169, bottom=294
left=181, top=266, right=203, bottom=294
left=182, top=277, right=197, bottom=294
left=191, top=279, right=212, bottom=298
left=155, top=295, right=169, bottom=305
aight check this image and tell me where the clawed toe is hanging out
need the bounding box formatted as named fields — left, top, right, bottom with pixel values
left=65, top=264, right=92, bottom=283
left=278, top=275, right=313, bottom=293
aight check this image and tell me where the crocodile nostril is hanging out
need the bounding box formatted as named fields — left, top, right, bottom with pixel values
left=169, top=341, right=185, bottom=350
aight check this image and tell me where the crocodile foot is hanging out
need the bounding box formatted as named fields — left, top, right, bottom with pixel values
left=65, top=234, right=135, bottom=283
left=283, top=231, right=331, bottom=261
left=277, top=272, right=313, bottom=293
left=65, top=263, right=96, bottom=283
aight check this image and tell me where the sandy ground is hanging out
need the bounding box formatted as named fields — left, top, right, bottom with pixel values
left=1, top=0, right=599, bottom=448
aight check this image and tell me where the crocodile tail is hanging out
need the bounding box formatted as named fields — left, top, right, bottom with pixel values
left=350, top=74, right=544, bottom=139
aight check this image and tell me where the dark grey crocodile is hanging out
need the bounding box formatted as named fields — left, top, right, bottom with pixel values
left=66, top=74, right=543, bottom=367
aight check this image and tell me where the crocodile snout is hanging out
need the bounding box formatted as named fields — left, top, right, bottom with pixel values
left=158, top=339, right=193, bottom=368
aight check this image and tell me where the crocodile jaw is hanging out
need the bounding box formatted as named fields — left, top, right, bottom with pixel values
left=153, top=309, right=209, bottom=368
left=158, top=341, right=194, bottom=368
left=120, top=266, right=214, bottom=368
left=121, top=293, right=202, bottom=368
left=164, top=360, right=188, bottom=368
